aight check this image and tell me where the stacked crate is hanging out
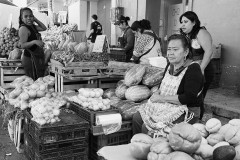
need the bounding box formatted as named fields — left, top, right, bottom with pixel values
left=69, top=102, right=132, bottom=160
left=0, top=59, right=25, bottom=86
left=23, top=110, right=89, bottom=160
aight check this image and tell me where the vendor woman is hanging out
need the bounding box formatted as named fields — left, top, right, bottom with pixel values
left=18, top=7, right=47, bottom=80
left=114, top=15, right=135, bottom=62
left=132, top=34, right=204, bottom=135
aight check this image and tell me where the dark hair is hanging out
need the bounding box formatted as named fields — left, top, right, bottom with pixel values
left=168, top=34, right=192, bottom=58
left=130, top=19, right=151, bottom=33
left=19, top=7, right=33, bottom=28
left=92, top=14, right=98, bottom=20
left=179, top=11, right=201, bottom=39
left=131, top=21, right=141, bottom=31
left=119, top=16, right=130, bottom=25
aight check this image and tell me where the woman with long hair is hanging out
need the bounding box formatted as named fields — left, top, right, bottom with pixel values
left=18, top=7, right=47, bottom=80
left=179, top=11, right=214, bottom=119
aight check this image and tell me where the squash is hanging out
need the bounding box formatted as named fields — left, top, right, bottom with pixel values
left=142, top=66, right=164, bottom=87
left=115, top=83, right=128, bottom=99
left=125, top=85, right=151, bottom=102
left=124, top=64, right=146, bottom=87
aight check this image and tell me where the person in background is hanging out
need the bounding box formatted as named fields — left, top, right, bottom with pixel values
left=114, top=15, right=135, bottom=62
left=88, top=14, right=102, bottom=43
left=179, top=11, right=213, bottom=120
left=18, top=7, right=47, bottom=80
left=130, top=19, right=162, bottom=64
left=132, top=34, right=204, bottom=135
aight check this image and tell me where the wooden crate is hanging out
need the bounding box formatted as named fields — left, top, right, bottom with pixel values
left=98, top=77, right=123, bottom=89
left=49, top=59, right=105, bottom=77
left=0, top=59, right=25, bottom=86
left=53, top=73, right=99, bottom=92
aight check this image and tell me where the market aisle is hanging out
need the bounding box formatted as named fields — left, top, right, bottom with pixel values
left=0, top=117, right=27, bottom=160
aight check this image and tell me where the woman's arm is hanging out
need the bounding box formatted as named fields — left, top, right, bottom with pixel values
left=197, top=29, right=213, bottom=73
left=34, top=16, right=47, bottom=31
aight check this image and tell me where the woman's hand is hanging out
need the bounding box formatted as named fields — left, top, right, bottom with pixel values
left=34, top=40, right=44, bottom=47
left=150, top=93, right=166, bottom=103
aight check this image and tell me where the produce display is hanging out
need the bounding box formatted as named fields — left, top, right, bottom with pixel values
left=29, top=96, right=66, bottom=125
left=128, top=118, right=240, bottom=160
left=0, top=27, right=20, bottom=58
left=67, top=88, right=111, bottom=111
left=7, top=75, right=56, bottom=110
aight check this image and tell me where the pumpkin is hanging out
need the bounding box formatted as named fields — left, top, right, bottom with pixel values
left=124, top=64, right=146, bottom=87
left=125, top=85, right=151, bottom=102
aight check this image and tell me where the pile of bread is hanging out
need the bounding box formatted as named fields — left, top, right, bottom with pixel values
left=129, top=118, right=240, bottom=160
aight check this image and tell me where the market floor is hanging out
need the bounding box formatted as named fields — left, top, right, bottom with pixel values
left=0, top=87, right=239, bottom=160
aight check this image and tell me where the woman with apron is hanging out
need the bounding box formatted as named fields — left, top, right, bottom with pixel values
left=130, top=19, right=162, bottom=64
left=132, top=34, right=204, bottom=136
left=114, top=15, right=135, bottom=62
left=18, top=7, right=47, bottom=80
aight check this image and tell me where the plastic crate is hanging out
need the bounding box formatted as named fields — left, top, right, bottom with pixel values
left=24, top=131, right=88, bottom=154
left=69, top=102, right=119, bottom=126
left=24, top=134, right=88, bottom=160
left=89, top=130, right=132, bottom=160
left=23, top=110, right=89, bottom=145
left=109, top=48, right=126, bottom=62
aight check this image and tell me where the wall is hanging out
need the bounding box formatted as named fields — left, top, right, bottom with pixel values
left=193, top=0, right=240, bottom=92
left=0, top=4, right=48, bottom=31
left=146, top=0, right=161, bottom=33
left=68, top=1, right=87, bottom=30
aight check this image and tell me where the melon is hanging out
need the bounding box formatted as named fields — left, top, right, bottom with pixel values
left=125, top=85, right=151, bottom=102
left=76, top=42, right=88, bottom=54
left=142, top=67, right=164, bottom=87
left=115, top=83, right=128, bottom=99
left=124, top=64, right=146, bottom=87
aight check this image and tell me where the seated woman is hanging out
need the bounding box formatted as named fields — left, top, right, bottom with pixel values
left=132, top=34, right=204, bottom=136
left=130, top=19, right=162, bottom=64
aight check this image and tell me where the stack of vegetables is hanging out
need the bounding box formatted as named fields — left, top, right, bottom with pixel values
left=67, top=88, right=111, bottom=111
left=0, top=27, right=20, bottom=58
left=6, top=75, right=67, bottom=125
left=103, top=64, right=165, bottom=120
left=7, top=75, right=58, bottom=110
left=129, top=117, right=240, bottom=160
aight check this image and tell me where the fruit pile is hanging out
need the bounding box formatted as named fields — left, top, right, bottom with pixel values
left=0, top=27, right=19, bottom=58
left=68, top=88, right=111, bottom=111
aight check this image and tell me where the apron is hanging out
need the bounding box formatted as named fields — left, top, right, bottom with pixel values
left=139, top=65, right=193, bottom=136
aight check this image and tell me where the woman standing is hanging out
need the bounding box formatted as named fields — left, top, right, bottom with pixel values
left=179, top=11, right=214, bottom=119
left=114, top=15, right=135, bottom=62
left=130, top=19, right=162, bottom=64
left=132, top=34, right=204, bottom=135
left=18, top=7, right=47, bottom=80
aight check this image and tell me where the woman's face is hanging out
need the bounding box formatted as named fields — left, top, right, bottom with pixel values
left=167, top=39, right=188, bottom=65
left=118, top=22, right=127, bottom=31
left=22, top=10, right=34, bottom=25
left=180, top=16, right=195, bottom=34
